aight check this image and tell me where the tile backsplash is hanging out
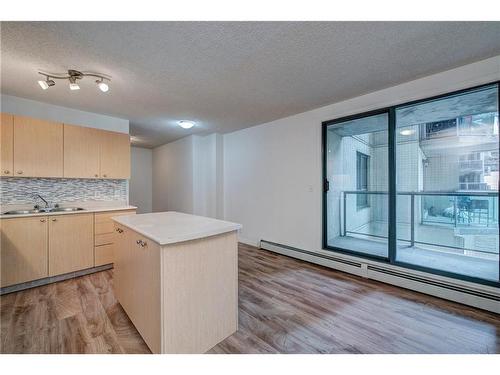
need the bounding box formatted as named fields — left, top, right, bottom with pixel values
left=0, top=177, right=128, bottom=205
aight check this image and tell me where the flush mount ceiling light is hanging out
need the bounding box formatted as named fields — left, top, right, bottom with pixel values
left=37, top=69, right=111, bottom=92
left=178, top=120, right=196, bottom=129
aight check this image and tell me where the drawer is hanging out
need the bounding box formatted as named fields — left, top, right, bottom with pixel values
left=95, top=209, right=136, bottom=235
left=95, top=232, right=115, bottom=246
left=95, top=244, right=114, bottom=266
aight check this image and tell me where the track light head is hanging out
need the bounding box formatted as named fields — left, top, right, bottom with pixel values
left=38, top=77, right=55, bottom=90
left=96, top=78, right=109, bottom=92
left=69, top=76, right=80, bottom=91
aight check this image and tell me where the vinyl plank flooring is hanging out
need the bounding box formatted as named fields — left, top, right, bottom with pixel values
left=1, top=242, right=499, bottom=354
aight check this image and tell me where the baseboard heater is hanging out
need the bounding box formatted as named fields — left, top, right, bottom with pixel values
left=260, top=239, right=500, bottom=314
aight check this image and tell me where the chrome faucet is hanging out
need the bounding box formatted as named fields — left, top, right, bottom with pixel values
left=32, top=194, right=50, bottom=209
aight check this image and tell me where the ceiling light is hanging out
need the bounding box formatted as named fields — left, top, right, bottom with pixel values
left=400, top=129, right=415, bottom=136
left=37, top=69, right=111, bottom=93
left=38, top=77, right=55, bottom=90
left=96, top=78, right=109, bottom=92
left=69, top=76, right=80, bottom=91
left=178, top=120, right=195, bottom=129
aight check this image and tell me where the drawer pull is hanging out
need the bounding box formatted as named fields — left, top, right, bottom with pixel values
left=116, top=228, right=124, bottom=233
left=3, top=170, right=10, bottom=174
left=136, top=239, right=147, bottom=248
left=40, top=219, right=46, bottom=222
left=52, top=218, right=57, bottom=222
left=16, top=170, right=23, bottom=175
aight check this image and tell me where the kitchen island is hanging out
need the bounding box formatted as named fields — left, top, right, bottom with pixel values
left=111, top=211, right=241, bottom=354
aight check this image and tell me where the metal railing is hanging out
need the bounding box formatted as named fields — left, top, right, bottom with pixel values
left=342, top=190, right=499, bottom=254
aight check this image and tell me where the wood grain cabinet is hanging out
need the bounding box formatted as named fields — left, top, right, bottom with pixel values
left=99, top=130, right=131, bottom=179
left=0, top=113, right=14, bottom=176
left=13, top=115, right=63, bottom=177
left=63, top=124, right=101, bottom=178
left=48, top=213, right=94, bottom=276
left=0, top=113, right=130, bottom=179
left=0, top=216, right=49, bottom=287
left=94, top=209, right=136, bottom=266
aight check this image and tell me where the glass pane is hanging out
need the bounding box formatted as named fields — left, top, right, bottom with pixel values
left=326, top=113, right=389, bottom=258
left=396, top=84, right=499, bottom=282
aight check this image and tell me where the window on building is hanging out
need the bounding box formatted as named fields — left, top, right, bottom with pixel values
left=356, top=151, right=370, bottom=208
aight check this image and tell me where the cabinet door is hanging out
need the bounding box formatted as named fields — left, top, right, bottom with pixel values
left=63, top=124, right=100, bottom=178
left=113, top=224, right=131, bottom=308
left=0, top=113, right=14, bottom=176
left=0, top=216, right=48, bottom=287
left=48, top=214, right=94, bottom=276
left=13, top=115, right=63, bottom=177
left=99, top=130, right=130, bottom=179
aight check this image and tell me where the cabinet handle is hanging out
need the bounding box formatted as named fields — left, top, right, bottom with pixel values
left=103, top=174, right=108, bottom=178
left=16, top=170, right=23, bottom=175
left=116, top=228, right=124, bottom=233
left=94, top=174, right=99, bottom=178
left=51, top=218, right=57, bottom=222
left=136, top=239, right=147, bottom=247
left=3, top=170, right=10, bottom=174
left=40, top=219, right=46, bottom=222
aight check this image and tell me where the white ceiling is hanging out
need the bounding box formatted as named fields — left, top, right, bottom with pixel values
left=1, top=22, right=500, bottom=148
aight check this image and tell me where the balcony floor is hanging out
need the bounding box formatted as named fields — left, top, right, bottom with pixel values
left=328, top=235, right=499, bottom=282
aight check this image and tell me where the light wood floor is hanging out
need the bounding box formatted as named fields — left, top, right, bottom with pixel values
left=1, top=243, right=499, bottom=354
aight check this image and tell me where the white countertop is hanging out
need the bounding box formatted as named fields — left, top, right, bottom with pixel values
left=0, top=204, right=137, bottom=219
left=112, top=211, right=242, bottom=245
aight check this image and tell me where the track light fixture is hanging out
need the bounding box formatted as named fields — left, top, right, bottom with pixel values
left=37, top=69, right=111, bottom=92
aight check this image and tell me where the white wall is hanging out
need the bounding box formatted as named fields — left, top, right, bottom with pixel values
left=130, top=147, right=153, bottom=213
left=1, top=94, right=129, bottom=133
left=153, top=136, right=194, bottom=213
left=223, top=55, right=500, bottom=249
left=152, top=134, right=224, bottom=218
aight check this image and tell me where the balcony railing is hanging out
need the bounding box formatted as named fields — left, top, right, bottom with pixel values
left=342, top=190, right=499, bottom=255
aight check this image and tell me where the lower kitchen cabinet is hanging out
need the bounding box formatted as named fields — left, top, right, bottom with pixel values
left=48, top=213, right=94, bottom=276
left=0, top=216, right=48, bottom=287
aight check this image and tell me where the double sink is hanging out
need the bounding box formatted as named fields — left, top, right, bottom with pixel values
left=3, top=207, right=85, bottom=215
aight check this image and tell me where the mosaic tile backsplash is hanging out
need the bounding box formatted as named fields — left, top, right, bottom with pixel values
left=0, top=178, right=128, bottom=205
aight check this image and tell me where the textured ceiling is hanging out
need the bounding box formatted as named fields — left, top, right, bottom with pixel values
left=1, top=22, right=500, bottom=148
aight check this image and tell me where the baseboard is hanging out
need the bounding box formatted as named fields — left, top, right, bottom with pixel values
left=260, top=240, right=500, bottom=314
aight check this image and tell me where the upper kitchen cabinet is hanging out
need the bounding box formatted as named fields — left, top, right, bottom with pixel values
left=99, top=130, right=131, bottom=179
left=63, top=124, right=101, bottom=178
left=0, top=113, right=14, bottom=176
left=13, top=115, right=63, bottom=177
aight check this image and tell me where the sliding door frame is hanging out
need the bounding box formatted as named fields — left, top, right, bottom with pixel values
left=322, top=80, right=500, bottom=288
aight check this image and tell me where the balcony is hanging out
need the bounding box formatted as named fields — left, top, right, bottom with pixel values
left=328, top=191, right=499, bottom=282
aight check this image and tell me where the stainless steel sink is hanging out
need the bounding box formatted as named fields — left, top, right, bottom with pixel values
left=3, top=209, right=42, bottom=215
left=52, top=207, right=85, bottom=212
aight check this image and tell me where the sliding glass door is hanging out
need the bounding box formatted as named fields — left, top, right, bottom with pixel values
left=323, top=82, right=500, bottom=286
left=395, top=84, right=499, bottom=282
left=324, top=111, right=389, bottom=259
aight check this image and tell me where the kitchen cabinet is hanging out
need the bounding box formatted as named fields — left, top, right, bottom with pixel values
left=114, top=223, right=161, bottom=353
left=94, top=209, right=136, bottom=266
left=0, top=113, right=130, bottom=179
left=0, top=113, right=14, bottom=176
left=63, top=124, right=101, bottom=178
left=99, top=130, right=131, bottom=179
left=13, top=115, right=63, bottom=177
left=48, top=213, right=94, bottom=276
left=0, top=216, right=48, bottom=287
left=112, top=212, right=240, bottom=353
